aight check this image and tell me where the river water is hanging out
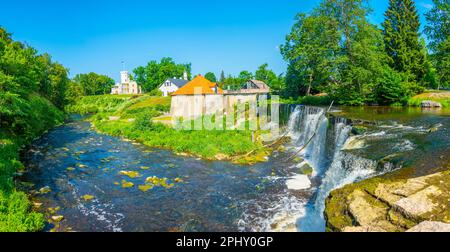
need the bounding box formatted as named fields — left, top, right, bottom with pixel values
left=19, top=107, right=449, bottom=232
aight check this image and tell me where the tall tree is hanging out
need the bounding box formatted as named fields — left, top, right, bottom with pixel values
left=424, top=0, right=450, bottom=52
left=425, top=0, right=450, bottom=88
left=382, top=0, right=428, bottom=84
left=204, top=72, right=217, bottom=82
left=219, top=70, right=226, bottom=88
left=281, top=13, right=340, bottom=96
left=255, top=63, right=285, bottom=93
left=133, top=57, right=191, bottom=92
left=282, top=0, right=389, bottom=105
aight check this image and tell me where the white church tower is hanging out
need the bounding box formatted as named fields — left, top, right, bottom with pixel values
left=120, top=71, right=130, bottom=84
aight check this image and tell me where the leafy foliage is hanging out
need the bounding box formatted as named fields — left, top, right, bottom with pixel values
left=424, top=0, right=450, bottom=52
left=425, top=0, right=450, bottom=89
left=133, top=57, right=191, bottom=92
left=0, top=26, right=69, bottom=231
left=280, top=0, right=441, bottom=106
left=204, top=72, right=217, bottom=83
left=383, top=0, right=429, bottom=85
left=72, top=72, right=115, bottom=96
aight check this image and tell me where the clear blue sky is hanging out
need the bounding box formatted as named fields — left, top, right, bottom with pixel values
left=0, top=0, right=434, bottom=81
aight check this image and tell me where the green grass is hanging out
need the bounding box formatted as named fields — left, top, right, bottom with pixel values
left=72, top=95, right=266, bottom=163
left=0, top=139, right=45, bottom=232
left=407, top=91, right=450, bottom=108
left=0, top=94, right=63, bottom=232
left=65, top=95, right=143, bottom=114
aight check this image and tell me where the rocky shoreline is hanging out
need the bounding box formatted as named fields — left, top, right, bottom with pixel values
left=325, top=167, right=450, bottom=232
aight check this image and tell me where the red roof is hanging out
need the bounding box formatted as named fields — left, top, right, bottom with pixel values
left=171, top=75, right=224, bottom=96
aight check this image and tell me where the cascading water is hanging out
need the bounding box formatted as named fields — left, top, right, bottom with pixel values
left=285, top=105, right=388, bottom=232
left=287, top=106, right=329, bottom=174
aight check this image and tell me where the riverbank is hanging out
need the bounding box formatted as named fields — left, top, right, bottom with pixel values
left=20, top=117, right=302, bottom=232
left=408, top=91, right=450, bottom=108
left=0, top=95, right=64, bottom=232
left=67, top=95, right=272, bottom=164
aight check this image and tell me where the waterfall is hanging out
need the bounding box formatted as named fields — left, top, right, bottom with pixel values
left=286, top=105, right=382, bottom=232
left=287, top=106, right=329, bottom=174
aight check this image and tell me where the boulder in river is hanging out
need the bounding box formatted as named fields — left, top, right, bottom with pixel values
left=421, top=100, right=442, bottom=108
left=286, top=175, right=311, bottom=191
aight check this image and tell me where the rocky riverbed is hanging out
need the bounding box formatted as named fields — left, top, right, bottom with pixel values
left=325, top=167, right=450, bottom=232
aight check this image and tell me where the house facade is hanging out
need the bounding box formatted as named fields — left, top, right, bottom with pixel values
left=170, top=76, right=271, bottom=119
left=159, top=71, right=189, bottom=97
left=170, top=75, right=224, bottom=118
left=111, top=71, right=142, bottom=95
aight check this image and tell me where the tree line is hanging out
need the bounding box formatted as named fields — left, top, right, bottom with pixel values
left=281, top=0, right=449, bottom=105
left=204, top=64, right=285, bottom=93
left=0, top=27, right=69, bottom=138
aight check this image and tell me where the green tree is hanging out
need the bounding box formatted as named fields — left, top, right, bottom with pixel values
left=375, top=68, right=410, bottom=105
left=281, top=13, right=340, bottom=97
left=73, top=73, right=115, bottom=96
left=238, top=71, right=253, bottom=82
left=425, top=0, right=450, bottom=89
left=424, top=0, right=450, bottom=51
left=133, top=57, right=191, bottom=92
left=219, top=70, right=226, bottom=88
left=382, top=0, right=428, bottom=84
left=282, top=0, right=390, bottom=105
left=204, top=72, right=217, bottom=82
left=254, top=63, right=285, bottom=93
left=433, top=38, right=450, bottom=88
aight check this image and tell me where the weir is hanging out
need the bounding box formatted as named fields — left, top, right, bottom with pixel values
left=284, top=105, right=394, bottom=232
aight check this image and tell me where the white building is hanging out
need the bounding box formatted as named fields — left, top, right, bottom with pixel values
left=158, top=71, right=189, bottom=97
left=111, top=71, right=142, bottom=95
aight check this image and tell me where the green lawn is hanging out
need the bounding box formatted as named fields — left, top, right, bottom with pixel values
left=408, top=91, right=450, bottom=108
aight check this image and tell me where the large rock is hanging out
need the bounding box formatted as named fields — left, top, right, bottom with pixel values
left=326, top=170, right=450, bottom=232
left=394, top=186, right=442, bottom=220
left=421, top=100, right=442, bottom=108
left=347, top=190, right=388, bottom=226
left=407, top=221, right=450, bottom=232
left=342, top=226, right=387, bottom=233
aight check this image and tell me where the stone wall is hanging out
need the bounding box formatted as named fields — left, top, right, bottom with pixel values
left=171, top=94, right=260, bottom=119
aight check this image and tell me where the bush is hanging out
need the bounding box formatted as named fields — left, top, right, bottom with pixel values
left=148, top=89, right=163, bottom=97
left=375, top=68, right=411, bottom=106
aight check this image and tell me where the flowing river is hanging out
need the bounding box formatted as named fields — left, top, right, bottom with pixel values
left=19, top=107, right=449, bottom=232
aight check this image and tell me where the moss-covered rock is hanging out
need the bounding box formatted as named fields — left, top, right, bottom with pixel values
left=325, top=169, right=450, bottom=232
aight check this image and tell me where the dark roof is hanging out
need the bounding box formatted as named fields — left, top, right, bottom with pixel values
left=167, top=78, right=189, bottom=88
left=243, top=80, right=270, bottom=91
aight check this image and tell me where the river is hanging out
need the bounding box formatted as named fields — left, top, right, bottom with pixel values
left=19, top=106, right=449, bottom=232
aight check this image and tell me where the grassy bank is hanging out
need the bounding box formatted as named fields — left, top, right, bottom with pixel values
left=408, top=91, right=450, bottom=108
left=0, top=95, right=64, bottom=232
left=70, top=95, right=269, bottom=164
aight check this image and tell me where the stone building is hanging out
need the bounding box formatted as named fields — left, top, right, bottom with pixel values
left=170, top=75, right=270, bottom=119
